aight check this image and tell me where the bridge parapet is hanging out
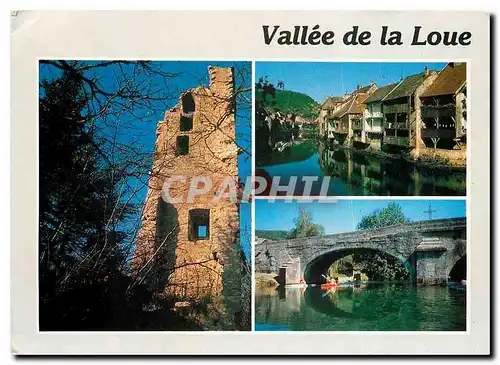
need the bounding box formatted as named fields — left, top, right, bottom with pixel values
left=255, top=218, right=466, bottom=286
left=256, top=218, right=466, bottom=248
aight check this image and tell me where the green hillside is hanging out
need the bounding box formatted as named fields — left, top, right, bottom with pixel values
left=255, top=230, right=289, bottom=241
left=256, top=89, right=320, bottom=119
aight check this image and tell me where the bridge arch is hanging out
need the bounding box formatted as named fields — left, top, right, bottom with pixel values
left=448, top=254, right=466, bottom=282
left=303, top=247, right=414, bottom=284
left=255, top=218, right=467, bottom=286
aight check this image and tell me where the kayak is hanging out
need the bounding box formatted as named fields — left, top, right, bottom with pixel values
left=320, top=283, right=339, bottom=290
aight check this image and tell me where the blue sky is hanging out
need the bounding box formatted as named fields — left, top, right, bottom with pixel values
left=40, top=61, right=251, bottom=179
left=40, top=61, right=252, bottom=257
left=256, top=62, right=447, bottom=103
left=256, top=199, right=466, bottom=234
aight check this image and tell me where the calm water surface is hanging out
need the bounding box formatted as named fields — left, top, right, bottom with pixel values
left=256, top=140, right=466, bottom=196
left=255, top=283, right=466, bottom=331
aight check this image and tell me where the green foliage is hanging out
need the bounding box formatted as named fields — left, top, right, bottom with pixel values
left=256, top=88, right=320, bottom=118
left=255, top=77, right=276, bottom=165
left=357, top=202, right=411, bottom=231
left=352, top=252, right=410, bottom=281
left=288, top=208, right=325, bottom=239
left=255, top=230, right=289, bottom=241
left=328, top=203, right=412, bottom=281
left=329, top=255, right=354, bottom=278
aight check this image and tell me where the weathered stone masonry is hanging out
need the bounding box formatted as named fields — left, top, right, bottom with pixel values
left=133, top=66, right=239, bottom=301
left=255, top=218, right=466, bottom=286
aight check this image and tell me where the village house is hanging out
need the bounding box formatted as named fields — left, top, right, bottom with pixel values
left=359, top=82, right=402, bottom=150
left=315, top=64, right=466, bottom=166
left=331, top=83, right=377, bottom=147
left=381, top=67, right=438, bottom=149
left=318, top=96, right=345, bottom=141
left=419, top=62, right=467, bottom=150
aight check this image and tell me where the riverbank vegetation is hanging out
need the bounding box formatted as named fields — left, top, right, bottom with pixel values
left=328, top=203, right=411, bottom=281
left=287, top=208, right=325, bottom=239
left=256, top=78, right=319, bottom=118
left=256, top=230, right=289, bottom=240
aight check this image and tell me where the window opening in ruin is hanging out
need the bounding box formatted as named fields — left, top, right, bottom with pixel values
left=182, top=93, right=195, bottom=115
left=176, top=136, right=189, bottom=155
left=198, top=225, right=208, bottom=239
left=180, top=115, right=193, bottom=131
left=180, top=93, right=195, bottom=131
left=189, top=209, right=210, bottom=241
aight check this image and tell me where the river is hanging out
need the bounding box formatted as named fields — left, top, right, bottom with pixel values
left=256, top=140, right=466, bottom=196
left=255, top=283, right=466, bottom=331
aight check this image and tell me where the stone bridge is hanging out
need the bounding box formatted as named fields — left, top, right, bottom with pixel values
left=255, top=218, right=466, bottom=285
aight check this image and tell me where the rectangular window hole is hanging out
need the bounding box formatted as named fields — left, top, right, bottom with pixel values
left=176, top=136, right=189, bottom=155
left=189, top=209, right=210, bottom=241
left=180, top=115, right=193, bottom=131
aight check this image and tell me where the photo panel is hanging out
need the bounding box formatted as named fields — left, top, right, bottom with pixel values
left=254, top=199, right=467, bottom=332
left=11, top=10, right=489, bottom=355
left=38, top=60, right=252, bottom=331
left=255, top=61, right=467, bottom=197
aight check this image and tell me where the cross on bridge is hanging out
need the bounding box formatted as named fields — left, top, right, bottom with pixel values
left=423, top=204, right=437, bottom=220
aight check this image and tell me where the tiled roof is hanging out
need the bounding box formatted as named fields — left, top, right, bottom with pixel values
left=383, top=72, right=435, bottom=101
left=322, top=96, right=344, bottom=110
left=364, top=82, right=401, bottom=103
left=353, top=84, right=375, bottom=94
left=333, top=95, right=365, bottom=118
left=420, top=63, right=466, bottom=98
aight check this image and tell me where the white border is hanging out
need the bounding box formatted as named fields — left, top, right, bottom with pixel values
left=10, top=10, right=489, bottom=355
left=251, top=60, right=256, bottom=332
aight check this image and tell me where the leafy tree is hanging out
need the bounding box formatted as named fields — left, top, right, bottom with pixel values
left=288, top=208, right=325, bottom=239
left=255, top=77, right=277, bottom=165
left=256, top=89, right=320, bottom=119
left=255, top=76, right=277, bottom=108
left=357, top=202, right=410, bottom=230
left=351, top=203, right=411, bottom=281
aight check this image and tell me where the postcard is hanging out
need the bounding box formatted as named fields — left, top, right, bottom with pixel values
left=10, top=10, right=490, bottom=355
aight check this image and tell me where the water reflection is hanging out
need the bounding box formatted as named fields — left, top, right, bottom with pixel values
left=255, top=283, right=466, bottom=331
left=257, top=140, right=466, bottom=196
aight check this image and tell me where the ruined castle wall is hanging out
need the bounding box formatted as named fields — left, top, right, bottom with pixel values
left=133, top=66, right=239, bottom=301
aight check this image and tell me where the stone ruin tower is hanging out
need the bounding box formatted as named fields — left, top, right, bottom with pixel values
left=133, top=66, right=239, bottom=301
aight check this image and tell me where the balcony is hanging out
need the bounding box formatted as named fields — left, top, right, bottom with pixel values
left=384, top=136, right=410, bottom=147
left=384, top=104, right=409, bottom=114
left=385, top=122, right=410, bottom=130
left=365, top=111, right=383, bottom=119
left=365, top=125, right=383, bottom=133
left=421, top=106, right=455, bottom=118
left=421, top=128, right=456, bottom=139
